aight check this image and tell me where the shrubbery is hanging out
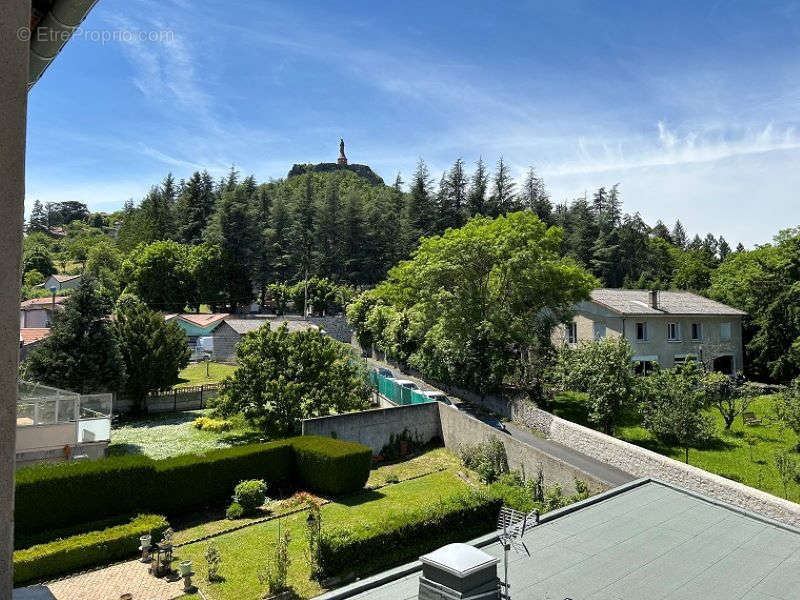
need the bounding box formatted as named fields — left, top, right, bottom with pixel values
left=193, top=416, right=233, bottom=432
left=13, top=514, right=168, bottom=585
left=319, top=489, right=501, bottom=577
left=234, top=479, right=268, bottom=513
left=458, top=437, right=509, bottom=483
left=225, top=501, right=245, bottom=520
left=16, top=437, right=370, bottom=539
left=292, top=436, right=372, bottom=495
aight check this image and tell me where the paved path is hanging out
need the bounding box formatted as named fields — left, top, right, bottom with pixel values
left=42, top=559, right=184, bottom=600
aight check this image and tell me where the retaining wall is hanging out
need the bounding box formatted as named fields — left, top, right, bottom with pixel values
left=437, top=404, right=607, bottom=495
left=301, top=403, right=442, bottom=454
left=512, top=401, right=800, bottom=527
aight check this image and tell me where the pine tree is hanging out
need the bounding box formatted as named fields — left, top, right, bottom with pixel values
left=265, top=187, right=293, bottom=283
left=25, top=279, right=125, bottom=394
left=718, top=237, right=731, bottom=261
left=176, top=170, right=216, bottom=244
left=688, top=234, right=704, bottom=251
left=291, top=174, right=316, bottom=280
left=467, top=157, right=489, bottom=216
left=671, top=220, right=687, bottom=249
left=439, top=158, right=467, bottom=230
left=489, top=157, right=517, bottom=215
left=315, top=178, right=343, bottom=279
left=567, top=198, right=597, bottom=267
left=342, top=190, right=367, bottom=283
left=404, top=159, right=435, bottom=247
left=520, top=166, right=552, bottom=224
left=735, top=242, right=745, bottom=253
left=651, top=220, right=672, bottom=242
left=28, top=200, right=48, bottom=230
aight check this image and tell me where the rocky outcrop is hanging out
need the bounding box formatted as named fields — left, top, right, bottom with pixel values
left=287, top=162, right=385, bottom=187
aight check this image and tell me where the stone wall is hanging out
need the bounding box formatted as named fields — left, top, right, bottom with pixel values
left=512, top=401, right=800, bottom=527
left=437, top=404, right=607, bottom=495
left=301, top=402, right=442, bottom=454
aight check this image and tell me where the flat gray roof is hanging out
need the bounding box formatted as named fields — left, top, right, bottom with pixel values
left=320, top=480, right=800, bottom=600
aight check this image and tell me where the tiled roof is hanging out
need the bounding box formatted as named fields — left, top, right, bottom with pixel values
left=19, top=328, right=50, bottom=345
left=176, top=313, right=229, bottom=327
left=224, top=318, right=319, bottom=335
left=589, top=289, right=747, bottom=316
left=20, top=296, right=67, bottom=309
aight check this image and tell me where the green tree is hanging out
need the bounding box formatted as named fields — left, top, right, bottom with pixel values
left=438, top=158, right=468, bottom=230
left=22, top=244, right=55, bottom=278
left=467, top=157, right=489, bottom=217
left=264, top=187, right=294, bottom=284
left=28, top=199, right=48, bottom=230
left=352, top=211, right=596, bottom=393
left=214, top=324, right=371, bottom=436
left=25, top=279, right=125, bottom=393
left=488, top=157, right=517, bottom=216
left=701, top=371, right=757, bottom=430
left=176, top=170, right=216, bottom=244
left=121, top=241, right=192, bottom=312
left=552, top=337, right=637, bottom=434
left=520, top=166, right=551, bottom=224
left=267, top=282, right=291, bottom=315
left=671, top=220, right=687, bottom=249
left=403, top=159, right=436, bottom=245
left=773, top=379, right=800, bottom=450
left=187, top=243, right=228, bottom=311
left=114, top=295, right=190, bottom=410
left=85, top=240, right=123, bottom=301
left=640, top=362, right=715, bottom=464
left=315, top=178, right=343, bottom=279
left=774, top=450, right=798, bottom=499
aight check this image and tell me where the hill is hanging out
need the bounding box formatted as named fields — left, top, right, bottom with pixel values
left=287, top=162, right=385, bottom=187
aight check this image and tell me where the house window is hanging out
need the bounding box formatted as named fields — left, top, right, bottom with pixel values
left=634, top=360, right=658, bottom=376
left=667, top=322, right=681, bottom=341
left=720, top=322, right=731, bottom=341
left=691, top=323, right=703, bottom=341
left=566, top=322, right=577, bottom=344
left=593, top=323, right=606, bottom=340
left=673, top=353, right=695, bottom=365
left=635, top=322, right=648, bottom=341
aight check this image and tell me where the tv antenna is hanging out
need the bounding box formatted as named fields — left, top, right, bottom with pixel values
left=496, top=506, right=538, bottom=600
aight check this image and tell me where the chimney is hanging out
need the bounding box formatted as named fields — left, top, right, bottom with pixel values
left=419, top=543, right=500, bottom=599
left=649, top=290, right=659, bottom=310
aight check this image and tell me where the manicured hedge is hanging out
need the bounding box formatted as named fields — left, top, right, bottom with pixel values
left=291, top=435, right=372, bottom=495
left=13, top=514, right=168, bottom=585
left=15, top=437, right=369, bottom=539
left=319, top=489, right=501, bottom=576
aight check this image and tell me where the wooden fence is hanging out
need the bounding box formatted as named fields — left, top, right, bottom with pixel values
left=114, top=384, right=220, bottom=414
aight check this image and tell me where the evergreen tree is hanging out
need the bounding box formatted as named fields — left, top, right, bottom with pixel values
left=25, top=279, right=125, bottom=394
left=265, top=188, right=294, bottom=283
left=718, top=236, right=731, bottom=260
left=567, top=198, right=597, bottom=267
left=651, top=220, right=672, bottom=242
left=176, top=170, right=216, bottom=244
left=342, top=190, right=367, bottom=283
left=290, top=175, right=317, bottom=281
left=489, top=157, right=517, bottom=215
left=688, top=234, right=704, bottom=251
left=404, top=159, right=435, bottom=243
left=520, top=166, right=552, bottom=224
left=467, top=157, right=489, bottom=217
left=671, top=220, right=688, bottom=249
left=315, top=178, right=343, bottom=279
left=439, top=158, right=467, bottom=230
left=735, top=242, right=745, bottom=253
left=28, top=200, right=48, bottom=230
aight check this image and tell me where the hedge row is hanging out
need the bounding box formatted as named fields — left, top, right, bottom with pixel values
left=13, top=514, right=169, bottom=585
left=292, top=435, right=372, bottom=495
left=16, top=436, right=370, bottom=538
left=318, top=489, right=502, bottom=577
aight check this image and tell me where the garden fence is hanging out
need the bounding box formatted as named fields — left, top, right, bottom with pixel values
left=368, top=371, right=433, bottom=406
left=114, top=384, right=219, bottom=414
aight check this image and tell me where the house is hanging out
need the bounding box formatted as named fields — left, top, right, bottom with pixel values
left=40, top=272, right=82, bottom=291
left=316, top=478, right=800, bottom=600
left=165, top=313, right=229, bottom=360
left=19, top=296, right=67, bottom=328
left=212, top=317, right=320, bottom=363
left=556, top=289, right=746, bottom=374
left=19, top=328, right=50, bottom=361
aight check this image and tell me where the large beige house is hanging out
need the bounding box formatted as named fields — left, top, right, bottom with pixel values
left=556, top=289, right=746, bottom=375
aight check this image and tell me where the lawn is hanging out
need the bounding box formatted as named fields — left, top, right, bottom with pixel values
left=175, top=362, right=237, bottom=388
left=108, top=410, right=262, bottom=459
left=550, top=391, right=800, bottom=501
left=173, top=469, right=472, bottom=600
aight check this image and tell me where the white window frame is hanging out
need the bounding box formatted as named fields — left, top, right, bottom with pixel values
left=690, top=322, right=703, bottom=341
left=667, top=322, right=681, bottom=342
left=566, top=322, right=577, bottom=345
left=720, top=322, right=732, bottom=341
left=635, top=322, right=648, bottom=342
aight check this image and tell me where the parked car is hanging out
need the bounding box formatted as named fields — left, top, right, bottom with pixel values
left=485, top=417, right=508, bottom=433
left=390, top=379, right=420, bottom=391
left=375, top=367, right=394, bottom=378
left=422, top=390, right=457, bottom=407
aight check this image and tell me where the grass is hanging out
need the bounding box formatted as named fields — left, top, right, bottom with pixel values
left=550, top=391, right=800, bottom=501
left=108, top=410, right=262, bottom=459
left=175, top=362, right=237, bottom=388
left=173, top=469, right=471, bottom=600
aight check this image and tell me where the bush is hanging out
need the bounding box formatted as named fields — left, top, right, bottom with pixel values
left=291, top=436, right=372, bottom=495
left=13, top=514, right=168, bottom=585
left=193, top=416, right=233, bottom=432
left=225, top=501, right=244, bottom=520
left=234, top=479, right=268, bottom=512
left=458, top=438, right=509, bottom=483
left=319, top=489, right=501, bottom=577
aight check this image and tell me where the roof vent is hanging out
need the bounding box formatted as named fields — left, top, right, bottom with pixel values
left=419, top=543, right=499, bottom=599
left=650, top=290, right=659, bottom=310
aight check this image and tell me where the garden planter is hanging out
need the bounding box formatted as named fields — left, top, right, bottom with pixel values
left=179, top=560, right=193, bottom=576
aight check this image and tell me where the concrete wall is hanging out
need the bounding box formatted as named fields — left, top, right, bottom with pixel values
left=302, top=402, right=442, bottom=454
left=437, top=404, right=607, bottom=495
left=512, top=401, right=800, bottom=527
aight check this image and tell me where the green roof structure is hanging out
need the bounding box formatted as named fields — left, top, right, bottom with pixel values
left=317, top=479, right=800, bottom=600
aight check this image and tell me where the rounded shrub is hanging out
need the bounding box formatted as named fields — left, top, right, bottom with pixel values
left=226, top=501, right=244, bottom=520
left=234, top=479, right=268, bottom=513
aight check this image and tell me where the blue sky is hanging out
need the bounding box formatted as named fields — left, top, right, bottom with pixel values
left=26, top=0, right=800, bottom=246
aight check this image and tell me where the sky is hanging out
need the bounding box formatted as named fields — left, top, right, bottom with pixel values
left=25, top=0, right=800, bottom=247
